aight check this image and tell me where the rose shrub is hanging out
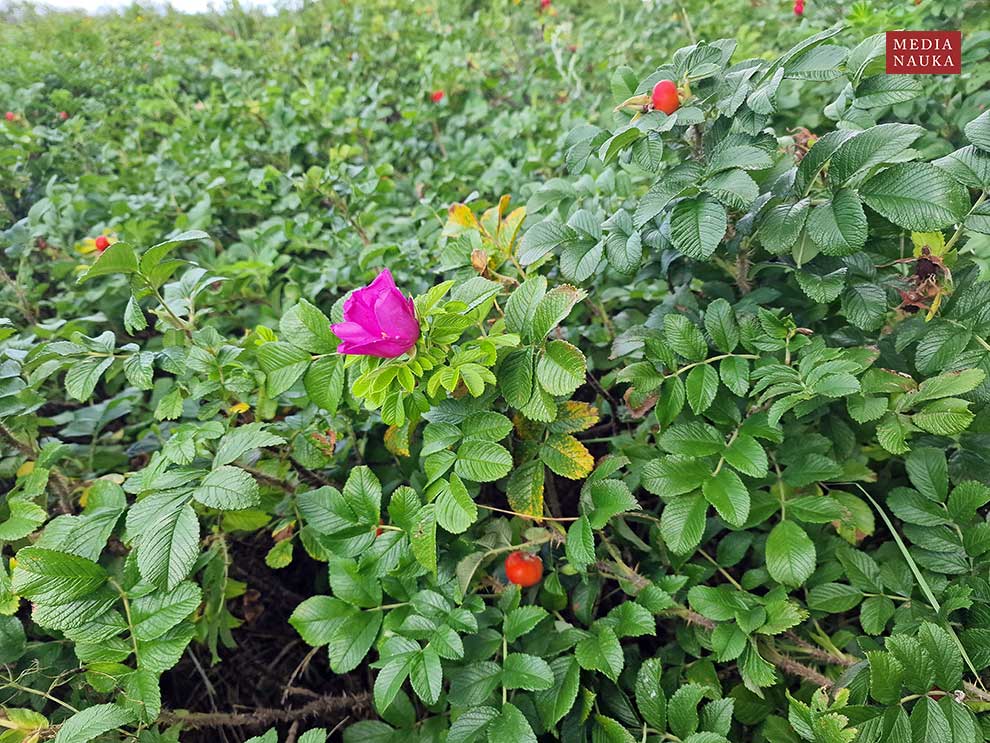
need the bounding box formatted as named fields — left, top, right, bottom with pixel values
left=2, top=1, right=990, bottom=743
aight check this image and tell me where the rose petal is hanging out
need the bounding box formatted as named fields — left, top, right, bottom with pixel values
left=374, top=287, right=419, bottom=344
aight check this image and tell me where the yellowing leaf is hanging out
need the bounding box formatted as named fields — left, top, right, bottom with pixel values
left=16, top=461, right=35, bottom=478
left=911, top=231, right=946, bottom=257
left=384, top=424, right=411, bottom=457
left=229, top=402, right=250, bottom=414
left=444, top=203, right=481, bottom=235
left=540, top=434, right=594, bottom=479
left=507, top=460, right=545, bottom=516
left=550, top=401, right=599, bottom=434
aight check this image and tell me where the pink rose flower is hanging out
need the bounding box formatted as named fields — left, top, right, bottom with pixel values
left=331, top=269, right=419, bottom=358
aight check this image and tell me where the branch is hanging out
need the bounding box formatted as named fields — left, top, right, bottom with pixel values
left=0, top=423, right=74, bottom=513
left=157, top=691, right=371, bottom=730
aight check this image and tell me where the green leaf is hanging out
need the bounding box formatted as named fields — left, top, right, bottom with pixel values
left=594, top=716, right=637, bottom=743
left=758, top=199, right=810, bottom=255
left=374, top=652, right=416, bottom=712
left=635, top=657, right=667, bottom=731
left=502, top=653, right=553, bottom=691
left=122, top=351, right=154, bottom=390
left=328, top=557, right=382, bottom=608
left=910, top=697, right=950, bottom=742
left=122, top=668, right=161, bottom=723
left=704, top=299, right=738, bottom=353
left=565, top=515, right=595, bottom=570
left=193, top=466, right=260, bottom=510
left=76, top=242, right=138, bottom=283
left=599, top=124, right=643, bottom=166
left=667, top=684, right=707, bottom=739
left=530, top=285, right=586, bottom=342
left=658, top=421, right=723, bottom=457
left=905, top=448, right=948, bottom=502
left=504, top=276, right=547, bottom=340
left=702, top=169, right=758, bottom=211
left=859, top=596, right=895, bottom=635
left=257, top=342, right=311, bottom=396
left=154, top=388, right=184, bottom=421
left=917, top=622, right=962, bottom=692
left=64, top=356, right=113, bottom=402
left=11, top=547, right=107, bottom=604
left=518, top=221, right=573, bottom=265
left=587, top=479, right=640, bottom=529
left=841, top=281, right=887, bottom=330
left=702, top=468, right=750, bottom=527
left=911, top=368, right=986, bottom=404
left=719, top=356, right=750, bottom=396
left=305, top=355, right=345, bottom=414
left=634, top=163, right=702, bottom=227
left=536, top=340, right=586, bottom=396
left=575, top=625, right=624, bottom=681
left=685, top=364, right=719, bottom=414
left=454, top=441, right=513, bottom=483
left=138, top=230, right=209, bottom=278
left=670, top=196, right=727, bottom=260
left=448, top=706, right=498, bottom=743
left=130, top=581, right=201, bottom=641
left=289, top=597, right=381, bottom=674
left=966, top=110, right=990, bottom=152
left=806, top=189, right=867, bottom=256
left=912, top=398, right=975, bottom=436
left=828, top=123, right=923, bottom=186
left=436, top=474, right=478, bottom=534
left=504, top=606, right=548, bottom=643
left=54, top=703, right=137, bottom=743
left=213, top=423, right=285, bottom=468
left=664, top=314, right=709, bottom=361
left=860, top=163, right=970, bottom=231
left=133, top=495, right=200, bottom=590
left=280, top=299, right=337, bottom=354
left=410, top=504, right=437, bottom=573
left=535, top=656, right=580, bottom=730
left=410, top=646, right=444, bottom=704
left=605, top=602, right=655, bottom=638
left=660, top=493, right=708, bottom=555
left=765, top=521, right=816, bottom=587
left=854, top=74, right=922, bottom=108
left=487, top=703, right=536, bottom=743
left=723, top=435, right=768, bottom=478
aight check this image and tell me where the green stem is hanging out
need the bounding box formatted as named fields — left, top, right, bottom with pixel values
left=945, top=190, right=987, bottom=252
left=665, top=354, right=759, bottom=380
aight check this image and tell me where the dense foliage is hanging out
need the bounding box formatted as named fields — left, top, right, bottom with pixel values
left=2, top=1, right=990, bottom=742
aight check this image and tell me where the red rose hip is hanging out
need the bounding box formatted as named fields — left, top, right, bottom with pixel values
left=95, top=236, right=110, bottom=252
left=505, top=551, right=543, bottom=587
left=651, top=80, right=680, bottom=115
left=431, top=90, right=445, bottom=103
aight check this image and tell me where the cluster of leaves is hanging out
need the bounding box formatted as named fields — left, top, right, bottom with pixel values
left=2, top=1, right=990, bottom=743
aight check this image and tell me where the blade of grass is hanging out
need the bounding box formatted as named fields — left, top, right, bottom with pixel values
left=854, top=484, right=986, bottom=691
